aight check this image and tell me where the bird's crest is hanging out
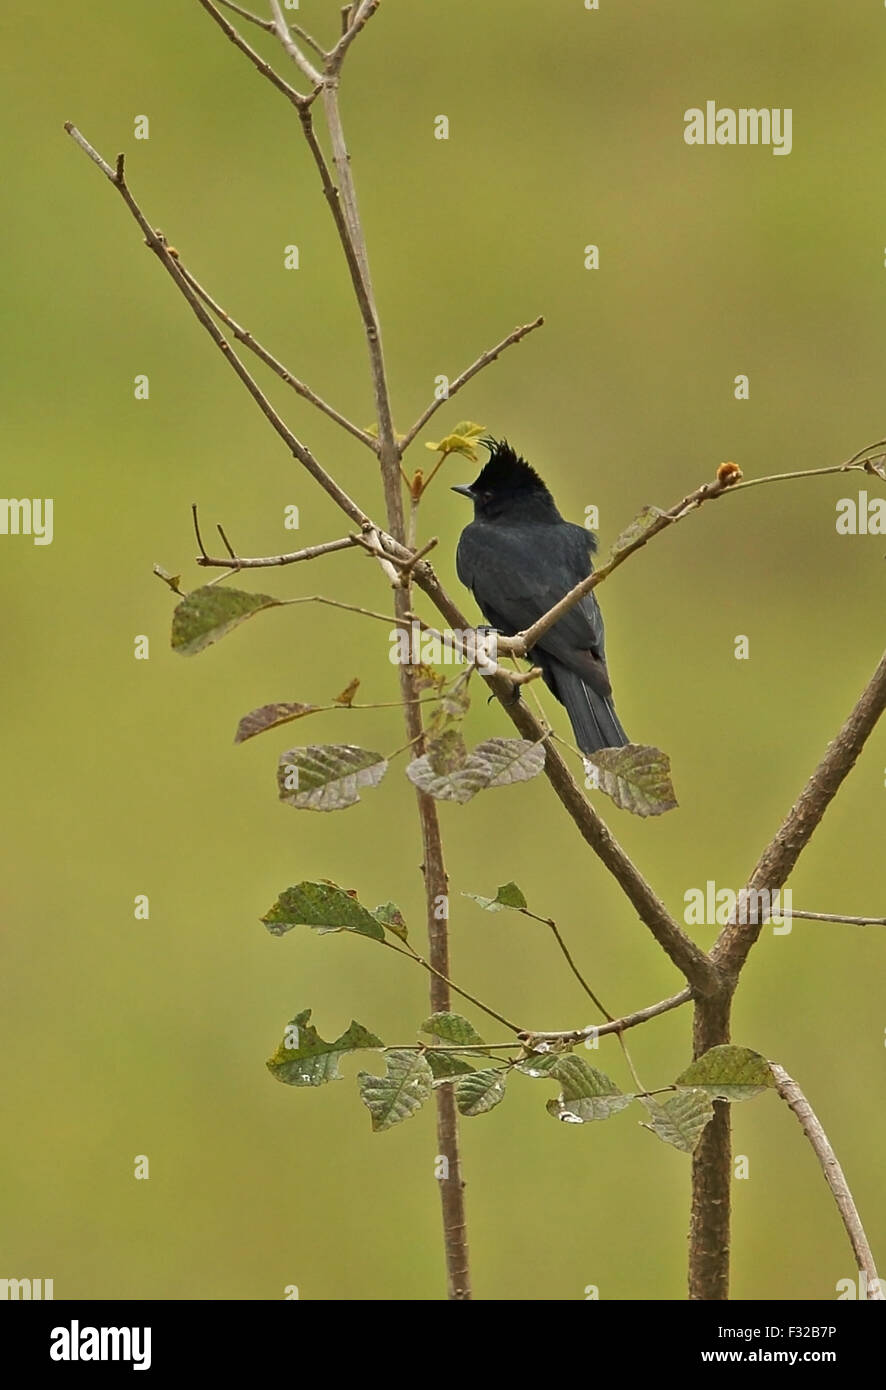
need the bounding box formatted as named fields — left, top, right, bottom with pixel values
left=473, top=438, right=550, bottom=495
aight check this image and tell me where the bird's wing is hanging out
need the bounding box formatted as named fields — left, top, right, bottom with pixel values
left=457, top=522, right=610, bottom=688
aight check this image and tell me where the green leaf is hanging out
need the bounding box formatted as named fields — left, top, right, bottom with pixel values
left=584, top=743, right=678, bottom=818
left=546, top=1055, right=632, bottom=1123
left=641, top=1088, right=714, bottom=1152
left=406, top=736, right=544, bottom=804
left=424, top=1051, right=477, bottom=1081
left=262, top=881, right=386, bottom=941
left=171, top=585, right=283, bottom=656
left=424, top=421, right=486, bottom=461
left=357, top=1050, right=434, bottom=1131
left=371, top=901, right=407, bottom=941
left=277, top=744, right=388, bottom=811
left=451, top=421, right=487, bottom=442
left=234, top=701, right=320, bottom=744
left=421, top=1012, right=485, bottom=1046
left=455, top=1068, right=507, bottom=1116
left=463, top=881, right=528, bottom=912
left=266, top=1008, right=383, bottom=1086
left=516, top=1051, right=565, bottom=1078
left=675, top=1045, right=775, bottom=1102
left=607, top=505, right=667, bottom=562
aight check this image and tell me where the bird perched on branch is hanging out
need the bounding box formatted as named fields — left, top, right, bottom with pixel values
left=453, top=439, right=629, bottom=754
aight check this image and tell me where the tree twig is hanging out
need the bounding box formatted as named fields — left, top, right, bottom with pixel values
left=195, top=0, right=309, bottom=107
left=194, top=531, right=363, bottom=569
left=510, top=451, right=886, bottom=658
left=518, top=987, right=693, bottom=1047
left=786, top=910, right=886, bottom=927
left=215, top=0, right=274, bottom=34
left=63, top=126, right=370, bottom=530
left=770, top=1062, right=883, bottom=1299
left=176, top=262, right=377, bottom=449
left=268, top=0, right=324, bottom=87
left=714, top=645, right=886, bottom=980
left=327, top=0, right=381, bottom=73
left=400, top=317, right=545, bottom=451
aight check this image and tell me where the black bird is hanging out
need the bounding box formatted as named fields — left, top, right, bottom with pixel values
left=453, top=439, right=629, bottom=754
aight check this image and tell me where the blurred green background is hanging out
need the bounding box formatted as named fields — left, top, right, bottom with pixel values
left=2, top=0, right=884, bottom=1301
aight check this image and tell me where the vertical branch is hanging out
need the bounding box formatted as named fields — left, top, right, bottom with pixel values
left=311, top=54, right=470, bottom=1298
left=395, top=626, right=471, bottom=1300
left=316, top=80, right=403, bottom=540
left=770, top=1064, right=883, bottom=1299
left=688, top=990, right=733, bottom=1300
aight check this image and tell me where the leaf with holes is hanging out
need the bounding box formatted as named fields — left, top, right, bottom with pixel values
left=371, top=901, right=407, bottom=942
left=171, top=585, right=284, bottom=656
left=585, top=743, right=677, bottom=817
left=641, top=1088, right=714, bottom=1153
left=357, top=1050, right=434, bottom=1132
left=675, top=1045, right=775, bottom=1102
left=262, top=881, right=387, bottom=941
left=546, top=1055, right=633, bottom=1123
left=266, top=1008, right=383, bottom=1086
left=277, top=744, right=388, bottom=811
left=406, top=735, right=544, bottom=804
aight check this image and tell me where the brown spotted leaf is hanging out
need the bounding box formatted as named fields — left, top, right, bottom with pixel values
left=235, top=702, right=320, bottom=744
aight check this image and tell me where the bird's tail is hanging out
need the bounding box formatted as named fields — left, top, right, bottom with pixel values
left=549, top=664, right=629, bottom=754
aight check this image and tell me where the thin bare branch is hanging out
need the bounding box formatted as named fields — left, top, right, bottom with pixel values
left=383, top=940, right=524, bottom=1037
left=511, top=449, right=886, bottom=658
left=191, top=502, right=209, bottom=560
left=771, top=1063, right=883, bottom=1299
left=63, top=126, right=369, bottom=530
left=217, top=522, right=237, bottom=560
left=289, top=22, right=327, bottom=61
left=195, top=0, right=309, bottom=107
left=400, top=317, right=545, bottom=451
left=327, top=0, right=381, bottom=73
left=714, top=645, right=886, bottom=980
left=268, top=0, right=324, bottom=86
left=177, top=262, right=377, bottom=450
left=215, top=0, right=273, bottom=33
left=790, top=910, right=886, bottom=927
left=195, top=532, right=362, bottom=569
left=320, top=85, right=398, bottom=465
left=519, top=987, right=693, bottom=1047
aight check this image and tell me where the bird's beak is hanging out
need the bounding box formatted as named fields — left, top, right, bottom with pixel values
left=451, top=484, right=475, bottom=499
